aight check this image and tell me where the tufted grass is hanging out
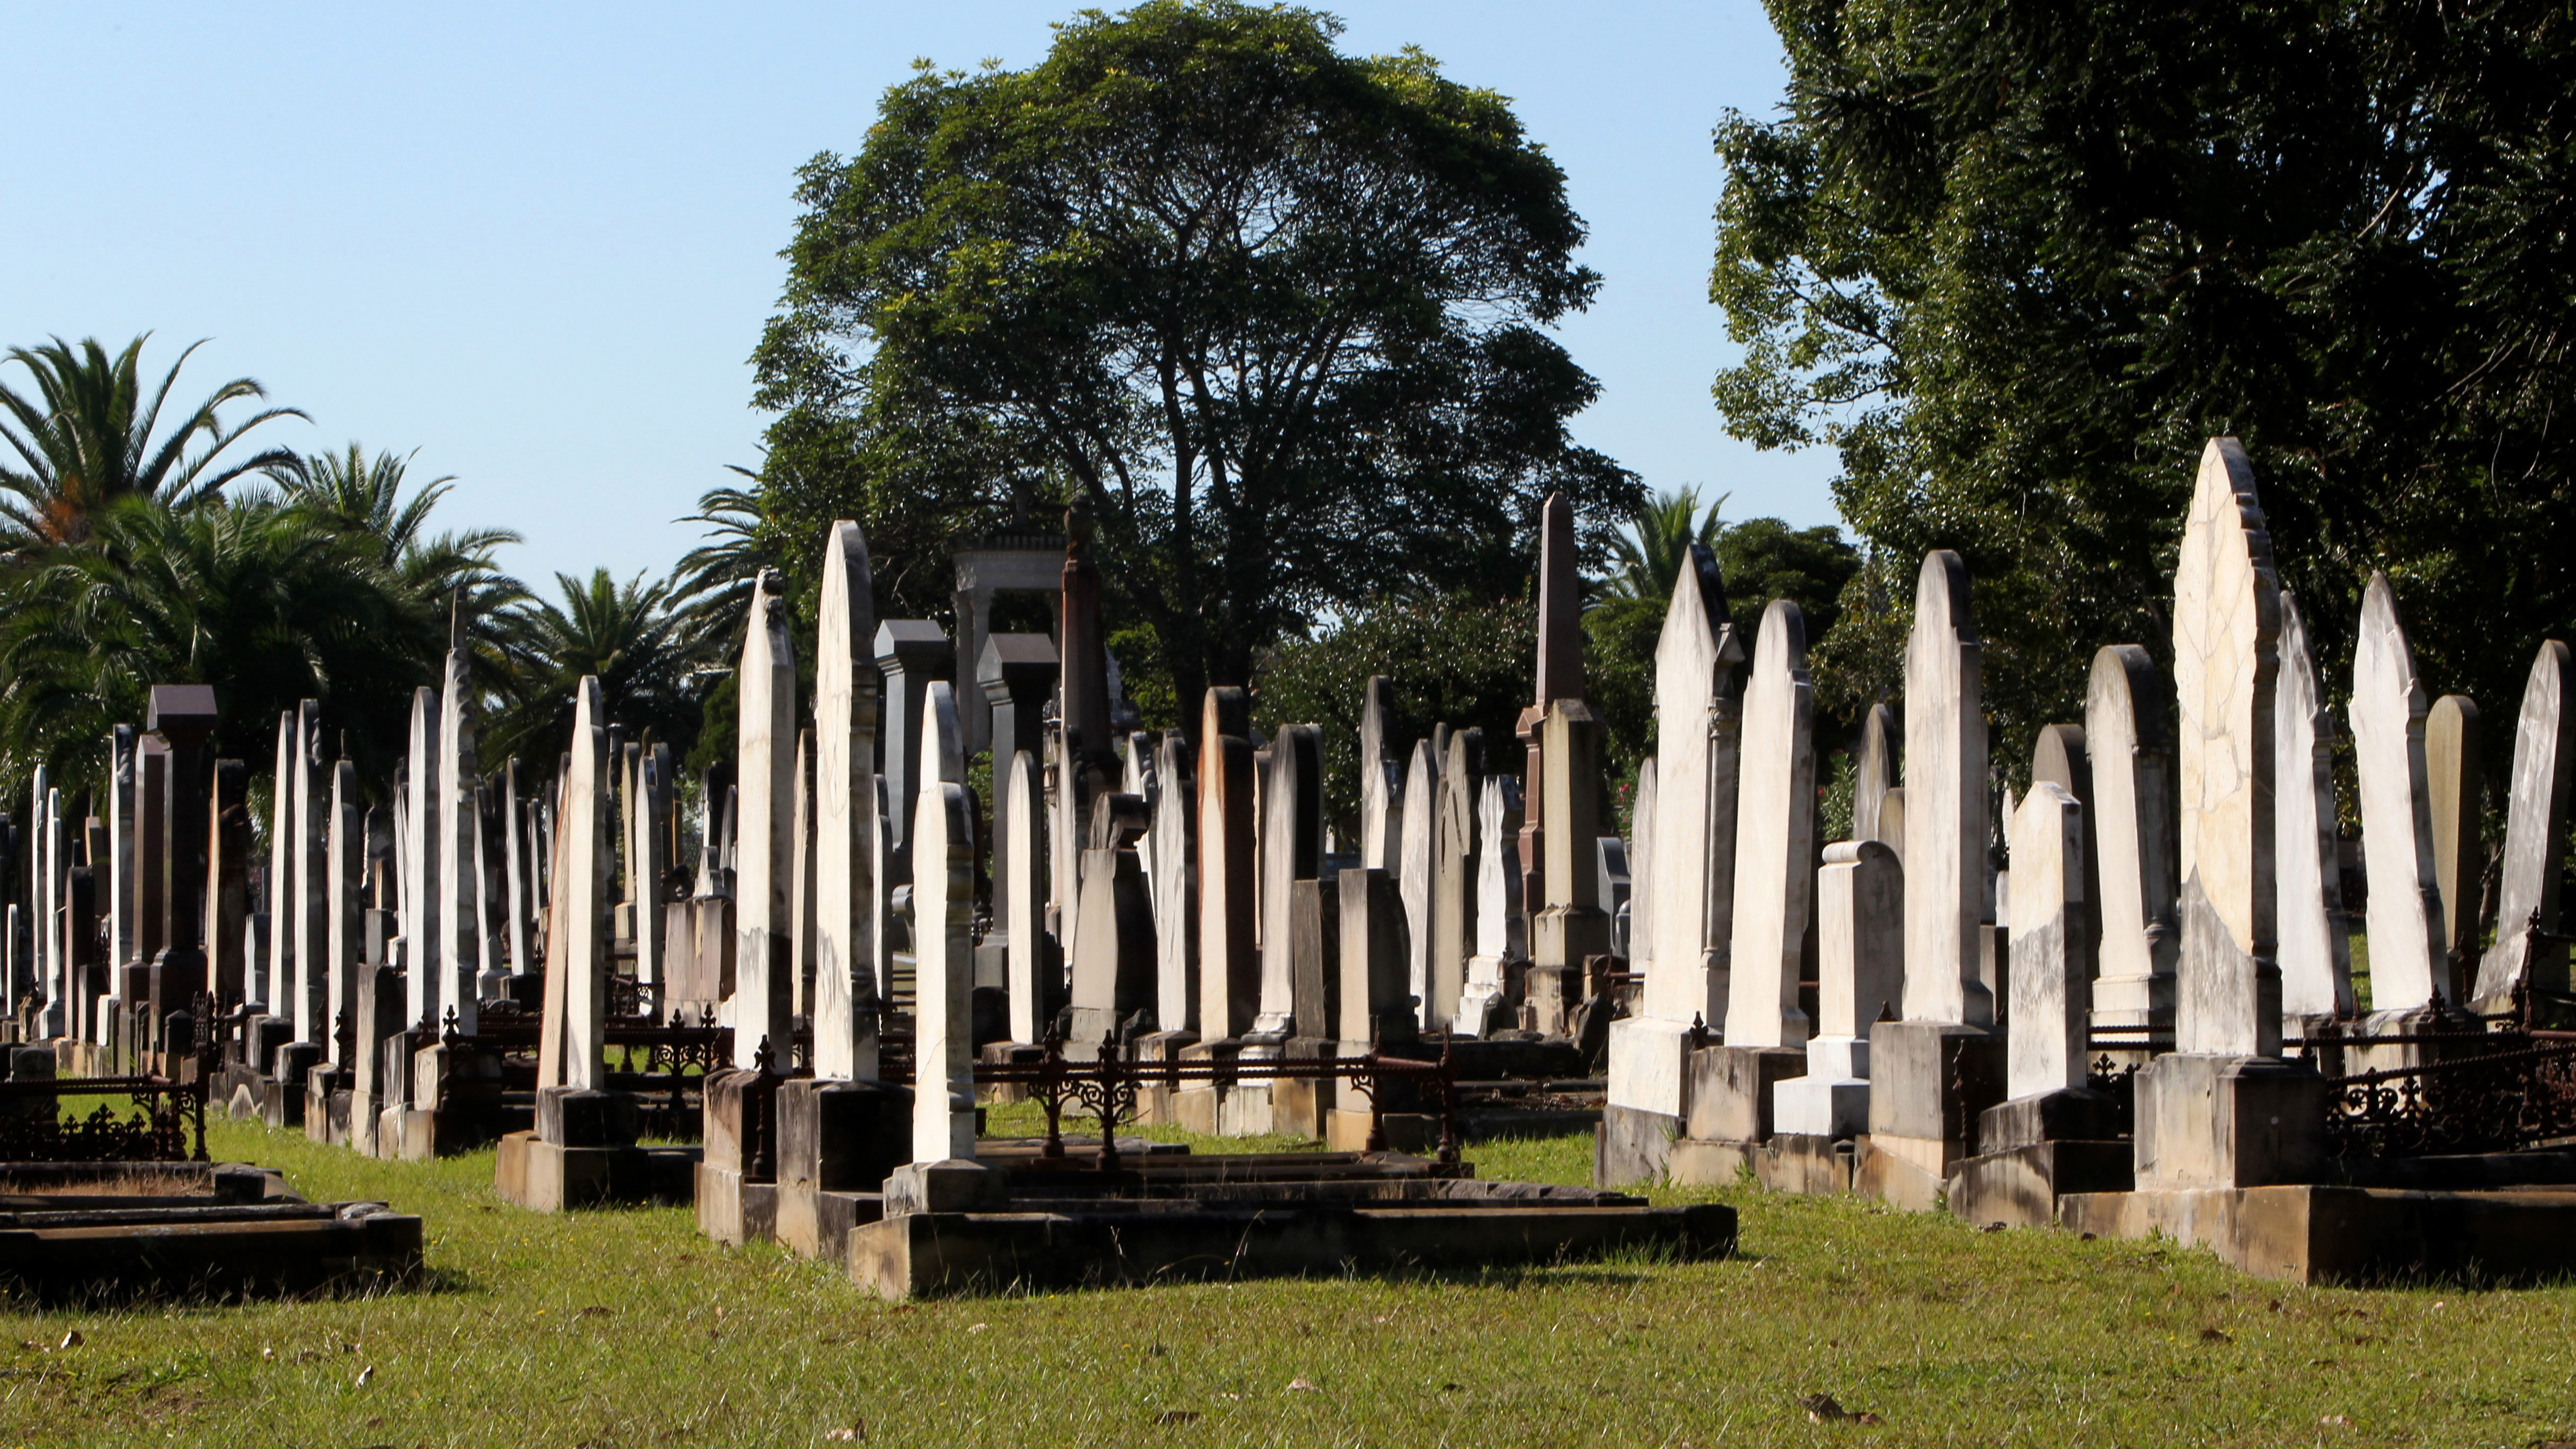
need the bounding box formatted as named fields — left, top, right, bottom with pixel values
left=1, top=1113, right=2572, bottom=1447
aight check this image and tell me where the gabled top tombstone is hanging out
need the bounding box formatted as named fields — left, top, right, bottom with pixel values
left=1645, top=540, right=1741, bottom=1030
left=1359, top=676, right=1401, bottom=874
left=2170, top=437, right=2282, bottom=1055
left=1725, top=599, right=1815, bottom=1047
left=1853, top=703, right=1897, bottom=847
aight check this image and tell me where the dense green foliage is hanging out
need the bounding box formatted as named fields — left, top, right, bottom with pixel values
left=0, top=336, right=740, bottom=808
left=750, top=0, right=1641, bottom=713
left=0, top=335, right=304, bottom=550
left=1713, top=0, right=2576, bottom=769
left=1251, top=593, right=1534, bottom=834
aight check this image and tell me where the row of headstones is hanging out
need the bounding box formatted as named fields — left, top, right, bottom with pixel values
left=1613, top=438, right=2576, bottom=1137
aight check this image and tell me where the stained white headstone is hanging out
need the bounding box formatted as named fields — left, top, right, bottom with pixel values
left=2274, top=593, right=2354, bottom=1017
left=814, top=520, right=882, bottom=1080
left=2007, top=782, right=2089, bottom=1098
left=1902, top=550, right=1990, bottom=1025
left=1726, top=599, right=1816, bottom=1047
left=2086, top=645, right=2178, bottom=1028
left=1398, top=739, right=1439, bottom=1029
left=1149, top=733, right=1198, bottom=1036
left=2350, top=570, right=2445, bottom=1011
left=2170, top=437, right=2283, bottom=1055
left=910, top=687, right=978, bottom=1164
left=733, top=568, right=799, bottom=1068
left=2475, top=641, right=2576, bottom=1002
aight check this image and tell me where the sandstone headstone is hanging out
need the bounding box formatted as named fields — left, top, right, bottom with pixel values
left=1727, top=599, right=1817, bottom=1047
left=1427, top=728, right=1484, bottom=1032
left=2351, top=570, right=2445, bottom=1012
left=2087, top=644, right=2179, bottom=1028
left=2171, top=437, right=2283, bottom=1055
left=2007, top=782, right=2090, bottom=1098
left=1254, top=723, right=1322, bottom=1036
left=2427, top=692, right=2482, bottom=997
left=1149, top=732, right=1198, bottom=1038
left=1003, top=749, right=1049, bottom=1043
left=1197, top=689, right=1259, bottom=1039
left=813, top=521, right=882, bottom=1080
left=1854, top=703, right=1897, bottom=846
left=1398, top=738, right=1440, bottom=1029
left=2475, top=641, right=2576, bottom=1003
left=909, top=690, right=978, bottom=1164
left=733, top=570, right=799, bottom=1068
left=1902, top=550, right=1990, bottom=1026
left=2274, top=593, right=2354, bottom=1018
left=1774, top=839, right=1902, bottom=1138
left=1359, top=677, right=1402, bottom=874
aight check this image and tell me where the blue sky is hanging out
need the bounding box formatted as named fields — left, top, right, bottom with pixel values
left=2, top=2, right=1837, bottom=589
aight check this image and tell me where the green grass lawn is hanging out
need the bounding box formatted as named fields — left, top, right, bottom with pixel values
left=4, top=1115, right=2573, bottom=1447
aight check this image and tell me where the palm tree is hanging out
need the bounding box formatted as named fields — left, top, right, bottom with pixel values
left=484, top=568, right=706, bottom=779
left=0, top=335, right=306, bottom=550
left=269, top=442, right=529, bottom=694
left=668, top=467, right=767, bottom=660
left=0, top=495, right=440, bottom=795
left=1598, top=487, right=1730, bottom=603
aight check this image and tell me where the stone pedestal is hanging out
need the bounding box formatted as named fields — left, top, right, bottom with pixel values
left=259, top=1042, right=321, bottom=1129
left=1773, top=1035, right=1871, bottom=1140
left=493, top=1084, right=685, bottom=1214
left=1684, top=1044, right=1807, bottom=1145
left=1857, top=1021, right=2004, bottom=1210
left=1127, top=1030, right=1197, bottom=1123
left=883, top=1158, right=1008, bottom=1216
left=1523, top=962, right=1582, bottom=1037
left=2134, top=1053, right=2326, bottom=1190
left=773, top=1078, right=910, bottom=1262
left=1944, top=1086, right=2132, bottom=1228
left=695, top=1068, right=781, bottom=1246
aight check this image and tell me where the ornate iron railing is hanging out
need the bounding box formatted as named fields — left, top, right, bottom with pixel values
left=976, top=1030, right=1464, bottom=1171
left=0, top=1073, right=207, bottom=1163
left=2323, top=1035, right=2576, bottom=1158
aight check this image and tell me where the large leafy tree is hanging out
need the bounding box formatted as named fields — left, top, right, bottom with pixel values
left=754, top=0, right=1640, bottom=711
left=0, top=335, right=305, bottom=550
left=1712, top=0, right=2576, bottom=769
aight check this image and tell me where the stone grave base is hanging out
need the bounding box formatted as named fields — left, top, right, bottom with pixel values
left=695, top=1163, right=777, bottom=1246
left=776, top=1184, right=883, bottom=1263
left=0, top=1160, right=422, bottom=1301
left=2060, top=1184, right=2576, bottom=1284
left=255, top=1075, right=305, bottom=1130
left=1948, top=1142, right=2136, bottom=1228
left=845, top=1145, right=1735, bottom=1301
left=1595, top=1103, right=1682, bottom=1187
left=1855, top=1132, right=1961, bottom=1212
left=493, top=1131, right=699, bottom=1212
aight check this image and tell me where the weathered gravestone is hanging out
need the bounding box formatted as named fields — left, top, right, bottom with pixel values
left=2474, top=641, right=2576, bottom=1006
left=1861, top=550, right=2005, bottom=1210
left=2351, top=570, right=2446, bottom=1014
left=2274, top=593, right=2355, bottom=1021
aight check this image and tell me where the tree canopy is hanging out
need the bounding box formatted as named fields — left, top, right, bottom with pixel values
left=1713, top=0, right=2576, bottom=767
left=752, top=0, right=1641, bottom=713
